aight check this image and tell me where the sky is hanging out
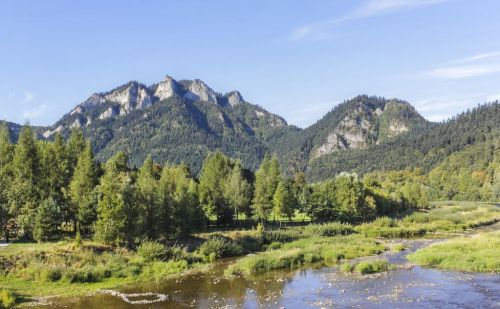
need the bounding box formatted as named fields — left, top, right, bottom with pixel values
left=1, top=0, right=500, bottom=128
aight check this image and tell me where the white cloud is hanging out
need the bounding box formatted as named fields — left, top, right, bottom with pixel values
left=448, top=51, right=500, bottom=64
left=23, top=91, right=35, bottom=102
left=23, top=104, right=47, bottom=120
left=426, top=64, right=500, bottom=79
left=287, top=0, right=450, bottom=41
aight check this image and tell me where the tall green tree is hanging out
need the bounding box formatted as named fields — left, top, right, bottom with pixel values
left=69, top=141, right=99, bottom=234
left=159, top=164, right=203, bottom=238
left=94, top=152, right=136, bottom=245
left=33, top=197, right=61, bottom=243
left=272, top=179, right=296, bottom=225
left=136, top=155, right=160, bottom=239
left=198, top=152, right=232, bottom=225
left=9, top=126, right=41, bottom=238
left=0, top=124, right=14, bottom=242
left=252, top=154, right=281, bottom=222
left=224, top=160, right=253, bottom=220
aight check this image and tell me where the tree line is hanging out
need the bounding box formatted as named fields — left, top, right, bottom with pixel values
left=0, top=124, right=432, bottom=246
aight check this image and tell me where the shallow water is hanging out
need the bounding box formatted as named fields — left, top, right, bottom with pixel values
left=42, top=236, right=500, bottom=308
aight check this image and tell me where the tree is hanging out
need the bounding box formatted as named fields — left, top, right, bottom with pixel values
left=94, top=152, right=135, bottom=245
left=334, top=173, right=365, bottom=223
left=252, top=154, right=281, bottom=222
left=9, top=126, right=41, bottom=238
left=198, top=152, right=232, bottom=225
left=135, top=155, right=160, bottom=239
left=69, top=142, right=98, bottom=234
left=0, top=124, right=14, bottom=242
left=224, top=160, right=253, bottom=221
left=159, top=164, right=203, bottom=238
left=33, top=197, right=61, bottom=242
left=273, top=179, right=296, bottom=226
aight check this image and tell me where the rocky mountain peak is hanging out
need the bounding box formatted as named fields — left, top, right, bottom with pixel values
left=183, top=79, right=218, bottom=103
left=226, top=91, right=244, bottom=106
left=154, top=75, right=178, bottom=101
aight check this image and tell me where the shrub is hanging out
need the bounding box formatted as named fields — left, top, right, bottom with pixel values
left=267, top=242, right=283, bottom=251
left=0, top=289, right=16, bottom=308
left=304, top=222, right=354, bottom=237
left=198, top=236, right=243, bottom=260
left=354, top=260, right=390, bottom=275
left=340, top=262, right=354, bottom=273
left=137, top=241, right=167, bottom=262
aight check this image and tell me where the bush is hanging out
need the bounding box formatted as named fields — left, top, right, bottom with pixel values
left=304, top=222, right=354, bottom=237
left=0, top=290, right=16, bottom=308
left=198, top=236, right=243, bottom=260
left=340, top=262, right=354, bottom=273
left=137, top=241, right=167, bottom=262
left=354, top=260, right=390, bottom=274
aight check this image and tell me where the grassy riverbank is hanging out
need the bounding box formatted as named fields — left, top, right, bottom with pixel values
left=408, top=230, right=500, bottom=272
left=0, top=202, right=498, bottom=306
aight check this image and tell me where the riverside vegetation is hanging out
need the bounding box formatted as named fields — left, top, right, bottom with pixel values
left=0, top=124, right=499, bottom=307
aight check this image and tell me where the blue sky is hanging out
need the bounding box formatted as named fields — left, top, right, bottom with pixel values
left=1, top=0, right=500, bottom=127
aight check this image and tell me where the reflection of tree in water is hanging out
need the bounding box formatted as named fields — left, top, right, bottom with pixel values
left=249, top=272, right=292, bottom=307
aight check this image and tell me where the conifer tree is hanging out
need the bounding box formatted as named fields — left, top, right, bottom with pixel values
left=9, top=126, right=41, bottom=238
left=198, top=152, right=232, bottom=225
left=33, top=197, right=61, bottom=242
left=69, top=141, right=98, bottom=234
left=94, top=152, right=135, bottom=245
left=0, top=124, right=14, bottom=242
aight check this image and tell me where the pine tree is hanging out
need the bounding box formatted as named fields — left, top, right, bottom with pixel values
left=94, top=152, right=135, bottom=245
left=9, top=126, right=41, bottom=238
left=198, top=152, right=232, bottom=225
left=69, top=142, right=98, bottom=234
left=33, top=197, right=61, bottom=243
left=0, top=124, right=14, bottom=242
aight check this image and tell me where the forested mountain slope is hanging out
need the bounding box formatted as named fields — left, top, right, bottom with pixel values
left=306, top=102, right=500, bottom=181
left=6, top=75, right=499, bottom=179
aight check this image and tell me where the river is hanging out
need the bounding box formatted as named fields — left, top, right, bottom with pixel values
left=41, top=229, right=500, bottom=308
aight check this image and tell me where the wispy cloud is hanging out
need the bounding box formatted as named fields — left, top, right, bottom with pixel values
left=426, top=65, right=500, bottom=79
left=425, top=50, right=500, bottom=79
left=414, top=92, right=499, bottom=121
left=287, top=0, right=450, bottom=41
left=447, top=51, right=500, bottom=64
left=23, top=104, right=47, bottom=120
left=23, top=91, right=35, bottom=102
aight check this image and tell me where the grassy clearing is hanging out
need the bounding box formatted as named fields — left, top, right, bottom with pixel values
left=225, top=235, right=385, bottom=276
left=356, top=202, right=499, bottom=238
left=407, top=231, right=500, bottom=272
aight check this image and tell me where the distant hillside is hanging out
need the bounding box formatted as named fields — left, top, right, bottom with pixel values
left=305, top=102, right=500, bottom=181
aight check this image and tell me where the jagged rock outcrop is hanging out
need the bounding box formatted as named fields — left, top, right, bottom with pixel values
left=183, top=79, right=218, bottom=103
left=310, top=97, right=426, bottom=159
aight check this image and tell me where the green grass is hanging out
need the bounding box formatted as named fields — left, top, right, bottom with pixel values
left=0, top=240, right=204, bottom=300
left=225, top=234, right=386, bottom=276
left=340, top=259, right=392, bottom=275
left=407, top=231, right=500, bottom=272
left=356, top=202, right=499, bottom=238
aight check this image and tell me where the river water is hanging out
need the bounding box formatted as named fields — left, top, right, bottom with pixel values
left=43, top=235, right=500, bottom=309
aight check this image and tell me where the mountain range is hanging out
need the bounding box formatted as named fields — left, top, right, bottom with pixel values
left=3, top=75, right=499, bottom=180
